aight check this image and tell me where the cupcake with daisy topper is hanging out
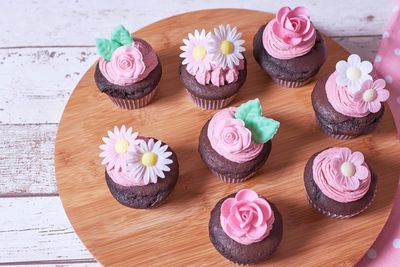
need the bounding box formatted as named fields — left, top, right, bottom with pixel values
left=198, top=98, right=279, bottom=183
left=209, top=189, right=283, bottom=264
left=304, top=147, right=377, bottom=218
left=179, top=25, right=247, bottom=109
left=312, top=54, right=390, bottom=139
left=253, top=6, right=326, bottom=87
left=99, top=125, right=179, bottom=208
left=94, top=25, right=162, bottom=109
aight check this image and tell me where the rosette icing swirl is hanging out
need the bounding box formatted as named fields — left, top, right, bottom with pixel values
left=99, top=39, right=158, bottom=85
left=312, top=147, right=371, bottom=203
left=220, top=189, right=275, bottom=245
left=262, top=6, right=316, bottom=59
left=193, top=60, right=245, bottom=87
left=207, top=108, right=263, bottom=163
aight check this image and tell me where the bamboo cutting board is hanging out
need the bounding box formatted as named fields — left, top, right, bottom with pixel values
left=55, top=9, right=400, bottom=266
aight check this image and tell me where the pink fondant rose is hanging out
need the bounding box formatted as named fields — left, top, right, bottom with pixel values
left=207, top=108, right=263, bottom=163
left=220, top=189, right=275, bottom=245
left=111, top=46, right=145, bottom=83
left=272, top=6, right=315, bottom=46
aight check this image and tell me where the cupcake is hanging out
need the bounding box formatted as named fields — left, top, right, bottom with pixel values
left=179, top=25, right=247, bottom=109
left=209, top=189, right=283, bottom=265
left=253, top=6, right=326, bottom=87
left=304, top=147, right=377, bottom=218
left=312, top=54, right=390, bottom=139
left=198, top=98, right=279, bottom=183
left=94, top=25, right=162, bottom=109
left=99, top=125, right=179, bottom=208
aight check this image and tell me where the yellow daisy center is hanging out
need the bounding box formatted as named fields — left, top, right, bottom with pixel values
left=340, top=162, right=356, bottom=177
left=363, top=89, right=377, bottom=102
left=220, top=40, right=234, bottom=55
left=114, top=139, right=129, bottom=154
left=141, top=152, right=158, bottom=167
left=192, top=45, right=207, bottom=60
left=346, top=67, right=362, bottom=81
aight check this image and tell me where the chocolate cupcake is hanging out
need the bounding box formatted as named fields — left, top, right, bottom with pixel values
left=304, top=147, right=377, bottom=218
left=312, top=54, right=390, bottom=139
left=99, top=125, right=179, bottom=208
left=179, top=26, right=247, bottom=109
left=209, top=189, right=283, bottom=265
left=253, top=6, right=326, bottom=88
left=199, top=99, right=279, bottom=183
left=95, top=25, right=162, bottom=109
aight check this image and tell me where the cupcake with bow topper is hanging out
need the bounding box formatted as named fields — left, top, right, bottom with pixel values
left=209, top=189, right=283, bottom=264
left=94, top=25, right=162, bottom=109
left=99, top=125, right=179, bottom=208
left=253, top=6, right=326, bottom=88
left=304, top=147, right=377, bottom=218
left=179, top=25, right=247, bottom=109
left=198, top=98, right=279, bottom=183
left=312, top=54, right=390, bottom=139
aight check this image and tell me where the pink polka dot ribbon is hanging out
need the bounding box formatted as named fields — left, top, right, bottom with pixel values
left=373, top=1, right=400, bottom=138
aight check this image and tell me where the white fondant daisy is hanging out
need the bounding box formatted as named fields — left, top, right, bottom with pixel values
left=180, top=29, right=213, bottom=73
left=335, top=54, right=373, bottom=93
left=127, top=138, right=173, bottom=185
left=99, top=125, right=139, bottom=172
left=209, top=24, right=245, bottom=69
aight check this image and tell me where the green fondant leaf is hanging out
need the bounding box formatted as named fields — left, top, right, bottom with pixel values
left=234, top=98, right=262, bottom=122
left=96, top=38, right=120, bottom=61
left=245, top=116, right=280, bottom=143
left=111, top=25, right=133, bottom=46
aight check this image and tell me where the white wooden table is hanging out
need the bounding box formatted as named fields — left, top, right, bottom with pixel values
left=0, top=1, right=394, bottom=265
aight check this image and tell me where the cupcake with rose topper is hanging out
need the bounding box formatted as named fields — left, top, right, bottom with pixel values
left=312, top=54, right=390, bottom=139
left=209, top=189, right=283, bottom=264
left=198, top=98, right=279, bottom=183
left=304, top=147, right=377, bottom=218
left=94, top=25, right=162, bottom=109
left=99, top=125, right=179, bottom=208
left=179, top=25, right=247, bottom=109
left=253, top=6, right=326, bottom=88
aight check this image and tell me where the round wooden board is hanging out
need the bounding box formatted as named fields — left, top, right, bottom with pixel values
left=55, top=9, right=400, bottom=266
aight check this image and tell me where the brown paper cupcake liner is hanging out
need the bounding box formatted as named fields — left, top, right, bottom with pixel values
left=212, top=170, right=256, bottom=183
left=272, top=77, right=311, bottom=88
left=186, top=90, right=236, bottom=110
left=108, top=87, right=157, bottom=110
left=305, top=188, right=376, bottom=219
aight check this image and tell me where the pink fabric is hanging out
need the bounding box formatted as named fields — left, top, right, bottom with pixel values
left=262, top=6, right=316, bottom=59
left=207, top=107, right=263, bottom=163
left=357, top=2, right=400, bottom=266
left=99, top=39, right=158, bottom=85
left=312, top=147, right=371, bottom=203
left=220, top=189, right=275, bottom=245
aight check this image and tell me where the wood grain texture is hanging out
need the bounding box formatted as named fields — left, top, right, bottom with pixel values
left=55, top=9, right=400, bottom=266
left=0, top=0, right=393, bottom=47
left=0, top=197, right=95, bottom=264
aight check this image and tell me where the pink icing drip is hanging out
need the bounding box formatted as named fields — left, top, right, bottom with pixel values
left=326, top=72, right=370, bottom=117
left=312, top=147, right=371, bottom=203
left=220, top=189, right=275, bottom=245
left=262, top=6, right=316, bottom=59
left=207, top=108, right=263, bottom=163
left=188, top=60, right=244, bottom=87
left=99, top=39, right=158, bottom=85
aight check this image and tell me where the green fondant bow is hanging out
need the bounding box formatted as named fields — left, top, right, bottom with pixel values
left=235, top=98, right=280, bottom=143
left=95, top=25, right=133, bottom=61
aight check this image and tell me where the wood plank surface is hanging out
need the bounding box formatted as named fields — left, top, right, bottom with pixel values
left=0, top=0, right=393, bottom=47
left=55, top=9, right=400, bottom=266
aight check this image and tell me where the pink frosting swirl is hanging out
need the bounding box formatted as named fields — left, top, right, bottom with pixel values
left=312, top=147, right=371, bottom=203
left=189, top=60, right=245, bottom=87
left=99, top=39, right=158, bottom=85
left=207, top=108, right=263, bottom=163
left=326, top=72, right=370, bottom=117
left=107, top=168, right=146, bottom=187
left=262, top=6, right=316, bottom=59
left=220, top=189, right=275, bottom=245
